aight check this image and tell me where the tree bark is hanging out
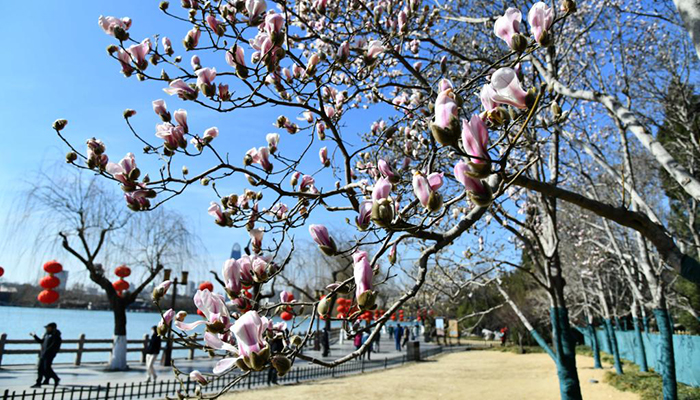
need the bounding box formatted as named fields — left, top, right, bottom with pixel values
left=654, top=308, right=678, bottom=400
left=673, top=0, right=700, bottom=61
left=109, top=298, right=128, bottom=370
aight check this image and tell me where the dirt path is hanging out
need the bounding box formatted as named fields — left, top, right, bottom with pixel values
left=222, top=350, right=638, bottom=400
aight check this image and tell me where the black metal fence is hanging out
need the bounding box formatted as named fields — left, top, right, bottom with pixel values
left=1, top=345, right=460, bottom=400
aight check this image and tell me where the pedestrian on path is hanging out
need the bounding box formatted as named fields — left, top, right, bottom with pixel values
left=394, top=324, right=403, bottom=351
left=145, top=326, right=161, bottom=382
left=402, top=325, right=410, bottom=348
left=30, top=322, right=62, bottom=388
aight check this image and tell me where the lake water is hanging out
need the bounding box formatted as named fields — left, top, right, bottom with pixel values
left=0, top=306, right=367, bottom=365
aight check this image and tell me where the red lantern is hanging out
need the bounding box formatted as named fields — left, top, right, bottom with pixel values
left=199, top=281, right=214, bottom=292
left=43, top=260, right=63, bottom=274
left=38, top=289, right=59, bottom=304
left=115, top=265, right=131, bottom=278
left=280, top=311, right=293, bottom=321
left=391, top=314, right=396, bottom=321
left=113, top=279, right=130, bottom=292
left=40, top=275, right=60, bottom=289
left=0, top=266, right=4, bottom=277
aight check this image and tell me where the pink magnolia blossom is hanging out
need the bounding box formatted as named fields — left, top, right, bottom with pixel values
left=290, top=171, right=302, bottom=188
left=454, top=161, right=486, bottom=194
left=158, top=308, right=175, bottom=331
left=266, top=133, right=280, bottom=153
left=433, top=84, right=458, bottom=130
left=412, top=172, right=444, bottom=209
left=269, top=203, right=288, bottom=219
left=86, top=138, right=107, bottom=168
left=299, top=175, right=316, bottom=193
left=250, top=229, right=263, bottom=253
left=218, top=83, right=230, bottom=101
left=226, top=45, right=246, bottom=68
left=174, top=109, right=188, bottom=133
left=490, top=67, right=529, bottom=109
left=461, top=115, right=490, bottom=164
left=127, top=39, right=151, bottom=70
left=162, top=37, right=173, bottom=55
left=163, top=79, right=198, bottom=100
left=398, top=10, right=408, bottom=32
left=372, top=177, right=392, bottom=202
left=246, top=0, right=267, bottom=23
left=208, top=202, right=227, bottom=226
left=189, top=370, right=207, bottom=385
left=480, top=84, right=499, bottom=112
left=494, top=8, right=521, bottom=48
left=98, top=15, right=131, bottom=37
left=152, top=99, right=169, bottom=121
left=222, top=259, right=242, bottom=295
left=206, top=14, right=226, bottom=36
left=309, top=224, right=336, bottom=255
left=124, top=190, right=151, bottom=211
left=232, top=310, right=270, bottom=359
left=356, top=201, right=373, bottom=230
left=246, top=147, right=273, bottom=172
left=280, top=291, right=294, bottom=303
left=337, top=41, right=350, bottom=62
left=366, top=40, right=385, bottom=60
left=204, top=127, right=219, bottom=141
left=106, top=153, right=137, bottom=187
left=378, top=159, right=398, bottom=183
left=196, top=67, right=217, bottom=96
left=528, top=2, right=554, bottom=44
left=177, top=289, right=231, bottom=332
left=264, top=11, right=284, bottom=42
left=352, top=251, right=373, bottom=299
left=183, top=27, right=201, bottom=50
left=116, top=49, right=134, bottom=77
left=156, top=123, right=186, bottom=151
left=237, top=256, right=254, bottom=286
left=191, top=55, right=201, bottom=71
left=319, top=147, right=330, bottom=167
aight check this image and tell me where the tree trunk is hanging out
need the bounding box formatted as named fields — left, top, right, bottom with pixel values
left=550, top=307, right=583, bottom=400
left=109, top=299, right=129, bottom=370
left=632, top=317, right=649, bottom=372
left=604, top=319, right=624, bottom=375
left=587, top=323, right=602, bottom=369
left=654, top=308, right=678, bottom=400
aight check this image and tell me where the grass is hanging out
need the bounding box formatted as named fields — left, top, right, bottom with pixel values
left=491, top=344, right=546, bottom=354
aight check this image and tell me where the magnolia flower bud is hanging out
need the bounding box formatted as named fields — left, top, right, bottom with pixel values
left=317, top=296, right=331, bottom=317
left=357, top=290, right=377, bottom=311
left=550, top=101, right=562, bottom=119
left=510, top=33, right=528, bottom=53
left=371, top=198, right=394, bottom=227
left=53, top=119, right=68, bottom=131
left=123, top=109, right=137, bottom=118
left=159, top=1, right=169, bottom=10
left=561, top=0, right=577, bottom=13
left=66, top=152, right=78, bottom=163
left=271, top=355, right=292, bottom=376
left=201, top=177, right=210, bottom=186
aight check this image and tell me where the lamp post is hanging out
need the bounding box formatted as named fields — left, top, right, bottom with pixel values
left=161, top=268, right=188, bottom=366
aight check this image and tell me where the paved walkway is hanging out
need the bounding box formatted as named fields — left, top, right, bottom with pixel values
left=0, top=335, right=449, bottom=392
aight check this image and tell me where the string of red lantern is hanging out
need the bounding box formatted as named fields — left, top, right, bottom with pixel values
left=38, top=260, right=62, bottom=304
left=113, top=265, right=131, bottom=296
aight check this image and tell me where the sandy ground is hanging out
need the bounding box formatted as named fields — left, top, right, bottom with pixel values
left=223, top=350, right=639, bottom=400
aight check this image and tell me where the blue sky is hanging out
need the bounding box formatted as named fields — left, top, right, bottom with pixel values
left=0, top=1, right=370, bottom=286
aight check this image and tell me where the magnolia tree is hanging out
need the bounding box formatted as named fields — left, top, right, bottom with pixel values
left=54, top=0, right=700, bottom=399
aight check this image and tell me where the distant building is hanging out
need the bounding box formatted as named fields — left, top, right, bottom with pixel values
left=186, top=281, right=196, bottom=297
left=54, top=271, right=69, bottom=291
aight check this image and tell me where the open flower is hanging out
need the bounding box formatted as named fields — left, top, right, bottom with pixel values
left=489, top=68, right=530, bottom=109
left=266, top=133, right=280, bottom=153
left=163, top=79, right=198, bottom=100
left=264, top=11, right=284, bottom=44
left=196, top=67, right=217, bottom=97
left=245, top=147, right=273, bottom=173
left=208, top=202, right=228, bottom=226
left=412, top=172, right=444, bottom=211
left=206, top=14, right=226, bottom=36
left=156, top=123, right=186, bottom=152
left=309, top=224, right=337, bottom=256
left=127, top=39, right=150, bottom=70
left=494, top=8, right=526, bottom=52
left=454, top=161, right=492, bottom=206
left=98, top=15, right=131, bottom=39
left=353, top=251, right=376, bottom=310
left=246, top=0, right=267, bottom=23
left=372, top=177, right=392, bottom=202
left=106, top=153, right=139, bottom=191
left=528, top=2, right=554, bottom=45
left=461, top=115, right=491, bottom=178
left=232, top=310, right=270, bottom=370
left=378, top=159, right=399, bottom=183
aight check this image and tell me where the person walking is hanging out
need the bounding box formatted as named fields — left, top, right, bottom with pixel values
left=402, top=325, right=410, bottom=348
left=267, top=335, right=285, bottom=385
left=30, top=322, right=62, bottom=388
left=145, top=326, right=161, bottom=382
left=394, top=324, right=403, bottom=351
